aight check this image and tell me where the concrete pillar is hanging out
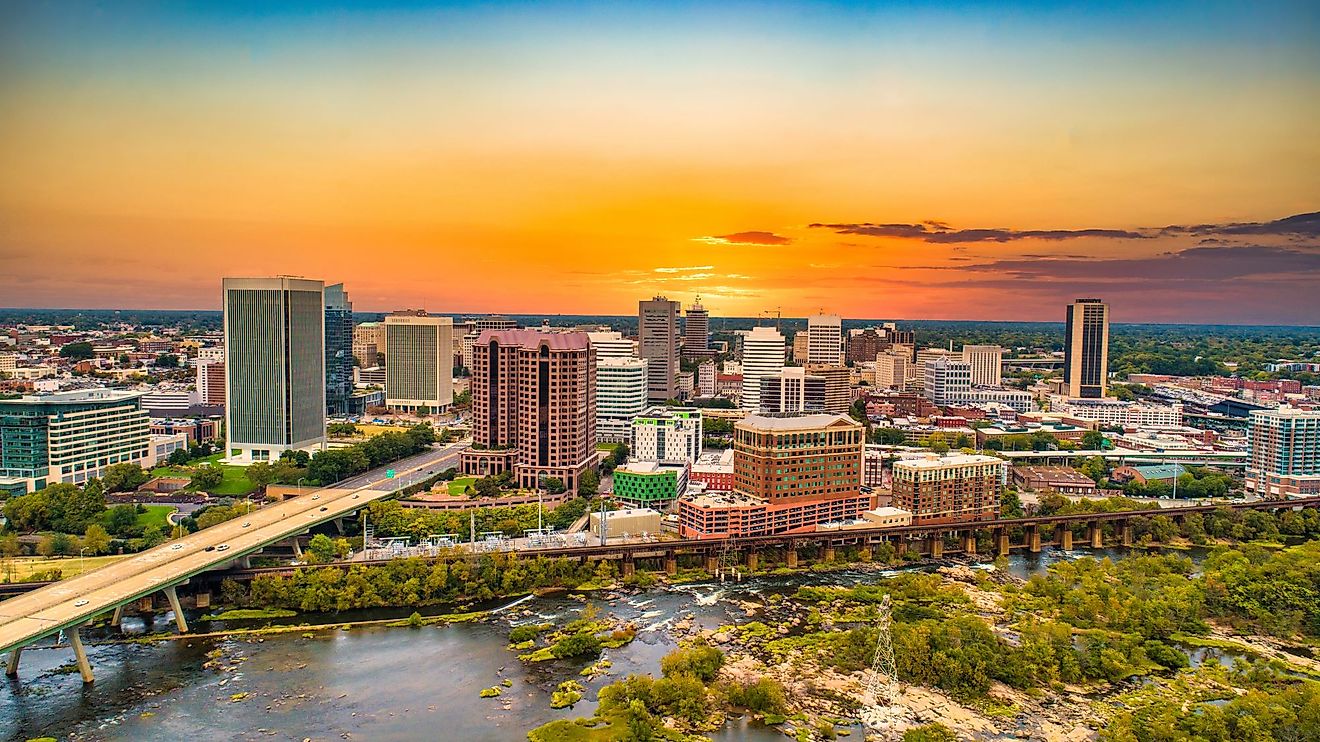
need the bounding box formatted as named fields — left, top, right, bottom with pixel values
left=163, top=585, right=189, bottom=633
left=1028, top=525, right=1041, bottom=553
left=290, top=538, right=303, bottom=559
left=745, top=550, right=759, bottom=572
left=1058, top=525, right=1073, bottom=551
left=823, top=546, right=836, bottom=563
left=895, top=540, right=907, bottom=557
left=995, top=529, right=1010, bottom=557
left=110, top=605, right=124, bottom=628
left=69, top=626, right=94, bottom=684
left=928, top=537, right=943, bottom=558
left=705, top=555, right=718, bottom=573
left=622, top=558, right=635, bottom=578
left=333, top=518, right=345, bottom=534
left=962, top=532, right=977, bottom=555
left=1120, top=521, right=1133, bottom=547
left=1089, top=521, right=1103, bottom=548
left=5, top=647, right=20, bottom=677
left=238, top=556, right=251, bottom=569
left=785, top=548, right=799, bottom=568
left=664, top=554, right=677, bottom=575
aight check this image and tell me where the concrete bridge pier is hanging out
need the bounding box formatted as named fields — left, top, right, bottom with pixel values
left=1028, top=525, right=1042, bottom=553
left=622, top=557, right=635, bottom=579
left=822, top=545, right=836, bottom=563
left=1056, top=524, right=1073, bottom=551
left=1088, top=521, right=1103, bottom=548
left=69, top=624, right=93, bottom=684
left=705, top=555, right=718, bottom=574
left=895, top=540, right=908, bottom=557
left=745, top=550, right=759, bottom=572
left=289, top=538, right=304, bottom=560
left=961, top=532, right=977, bottom=555
left=927, top=536, right=943, bottom=558
left=1120, top=521, right=1133, bottom=547
left=5, top=647, right=21, bottom=677
left=664, top=553, right=677, bottom=575
left=163, top=584, right=189, bottom=633
left=110, top=605, right=124, bottom=628
left=785, top=548, right=799, bottom=568
left=995, top=529, right=1010, bottom=557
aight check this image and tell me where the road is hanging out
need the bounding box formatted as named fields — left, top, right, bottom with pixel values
left=0, top=441, right=466, bottom=657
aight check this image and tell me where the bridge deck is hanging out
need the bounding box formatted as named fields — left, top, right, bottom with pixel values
left=0, top=443, right=464, bottom=655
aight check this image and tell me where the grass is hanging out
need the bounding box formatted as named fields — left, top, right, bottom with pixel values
left=200, top=608, right=298, bottom=621
left=2, top=554, right=128, bottom=581
left=358, top=423, right=412, bottom=437
left=150, top=461, right=255, bottom=497
left=447, top=476, right=477, bottom=495
left=136, top=504, right=176, bottom=530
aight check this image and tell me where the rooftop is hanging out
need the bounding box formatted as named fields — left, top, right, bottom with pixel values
left=476, top=328, right=591, bottom=351
left=894, top=453, right=1003, bottom=470
left=739, top=413, right=860, bottom=432
left=1, top=388, right=143, bottom=406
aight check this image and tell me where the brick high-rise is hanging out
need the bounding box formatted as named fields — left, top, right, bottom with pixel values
left=461, top=329, right=597, bottom=492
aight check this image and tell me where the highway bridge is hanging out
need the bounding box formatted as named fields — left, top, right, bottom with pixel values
left=0, top=440, right=466, bottom=683
left=996, top=448, right=1247, bottom=468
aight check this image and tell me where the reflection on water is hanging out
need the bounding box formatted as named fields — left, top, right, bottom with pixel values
left=0, top=544, right=1202, bottom=742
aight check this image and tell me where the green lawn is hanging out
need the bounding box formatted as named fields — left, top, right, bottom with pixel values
left=149, top=460, right=256, bottom=497
left=448, top=476, right=477, bottom=495
left=135, top=505, right=176, bottom=530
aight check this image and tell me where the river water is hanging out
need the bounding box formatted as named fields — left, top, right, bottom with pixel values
left=0, top=546, right=1205, bottom=742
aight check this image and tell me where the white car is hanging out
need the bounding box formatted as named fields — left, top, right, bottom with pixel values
left=74, top=599, right=89, bottom=607
left=241, top=522, right=251, bottom=528
left=311, top=495, right=320, bottom=501
left=216, top=544, right=230, bottom=552
left=171, top=543, right=184, bottom=551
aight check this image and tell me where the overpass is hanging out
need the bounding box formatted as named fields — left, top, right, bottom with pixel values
left=0, top=440, right=466, bottom=683
left=194, top=496, right=1320, bottom=585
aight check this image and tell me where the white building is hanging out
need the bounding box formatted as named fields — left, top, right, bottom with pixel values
left=587, top=331, right=638, bottom=359
left=924, top=357, right=972, bottom=406
left=875, top=351, right=910, bottom=391
left=741, top=326, right=786, bottom=410
left=1049, top=397, right=1183, bottom=427
left=0, top=389, right=151, bottom=495
left=596, top=357, right=648, bottom=443
left=1245, top=407, right=1320, bottom=497
left=696, top=361, right=716, bottom=397
left=140, top=388, right=200, bottom=414
left=806, top=314, right=844, bottom=365
left=962, top=345, right=1003, bottom=387
left=631, top=406, right=703, bottom=465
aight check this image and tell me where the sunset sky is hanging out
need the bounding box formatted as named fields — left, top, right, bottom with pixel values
left=2, top=1, right=1318, bottom=324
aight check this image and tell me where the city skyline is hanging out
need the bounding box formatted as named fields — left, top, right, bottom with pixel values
left=2, top=1, right=1318, bottom=324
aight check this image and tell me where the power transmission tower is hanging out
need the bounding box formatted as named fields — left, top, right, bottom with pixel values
left=862, top=594, right=898, bottom=714
left=715, top=538, right=741, bottom=583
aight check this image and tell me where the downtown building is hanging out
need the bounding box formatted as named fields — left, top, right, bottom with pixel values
left=1064, top=298, right=1110, bottom=399
left=1245, top=407, right=1320, bottom=498
left=588, top=331, right=648, bottom=443
left=806, top=314, right=844, bottom=365
left=682, top=298, right=714, bottom=360
left=677, top=413, right=869, bottom=538
left=631, top=406, right=702, bottom=465
left=639, top=296, right=680, bottom=402
left=196, top=355, right=226, bottom=406
left=961, top=345, right=1003, bottom=387
left=325, top=283, right=355, bottom=415
left=741, top=326, right=786, bottom=410
left=891, top=453, right=1005, bottom=525
left=384, top=312, right=454, bottom=414
left=352, top=322, right=385, bottom=367
left=460, top=330, right=597, bottom=492
left=223, top=277, right=327, bottom=463
left=0, top=389, right=151, bottom=496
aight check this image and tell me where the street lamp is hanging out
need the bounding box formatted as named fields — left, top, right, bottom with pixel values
left=79, top=547, right=88, bottom=575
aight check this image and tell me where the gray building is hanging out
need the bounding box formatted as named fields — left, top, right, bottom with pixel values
left=639, top=296, right=680, bottom=402
left=1064, top=298, right=1109, bottom=399
left=223, top=277, right=327, bottom=462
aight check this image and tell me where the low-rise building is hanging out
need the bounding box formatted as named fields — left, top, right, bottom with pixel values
left=891, top=453, right=1005, bottom=525
left=611, top=461, right=688, bottom=510
left=590, top=507, right=663, bottom=539
left=1011, top=465, right=1099, bottom=495
left=1111, top=463, right=1188, bottom=486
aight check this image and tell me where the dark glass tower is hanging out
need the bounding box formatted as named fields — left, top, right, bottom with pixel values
left=324, top=283, right=354, bottom=415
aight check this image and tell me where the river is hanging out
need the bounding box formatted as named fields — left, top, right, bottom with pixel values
left=0, top=545, right=1210, bottom=742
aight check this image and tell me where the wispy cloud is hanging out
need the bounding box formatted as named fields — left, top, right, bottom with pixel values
left=694, top=231, right=792, bottom=246
left=809, top=221, right=1148, bottom=243
left=654, top=265, right=714, bottom=273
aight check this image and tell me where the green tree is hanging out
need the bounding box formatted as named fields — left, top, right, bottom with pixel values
left=155, top=353, right=180, bottom=368
left=45, top=482, right=106, bottom=533
left=167, top=447, right=192, bottom=466
left=190, top=464, right=225, bottom=491
left=101, top=463, right=150, bottom=493
left=246, top=461, right=277, bottom=490
left=903, top=723, right=957, bottom=742
left=0, top=533, right=21, bottom=557
left=306, top=534, right=337, bottom=564
left=59, top=341, right=94, bottom=360
left=81, top=524, right=112, bottom=555
left=578, top=470, right=600, bottom=497
left=543, top=477, right=567, bottom=495
left=104, top=504, right=141, bottom=536
left=1081, top=430, right=1106, bottom=450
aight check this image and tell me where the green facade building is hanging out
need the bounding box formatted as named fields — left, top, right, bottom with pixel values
left=0, top=389, right=150, bottom=496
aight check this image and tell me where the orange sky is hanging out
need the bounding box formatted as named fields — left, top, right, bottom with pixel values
left=2, top=2, right=1318, bottom=323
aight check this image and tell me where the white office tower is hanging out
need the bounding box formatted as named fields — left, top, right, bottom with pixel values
left=962, top=345, right=1003, bottom=387
left=806, top=314, right=844, bottom=365
left=384, top=313, right=454, bottom=414
left=223, top=277, right=327, bottom=463
left=741, top=326, right=786, bottom=410
left=596, top=357, right=649, bottom=443
left=924, top=356, right=972, bottom=406
left=631, top=406, right=703, bottom=464
left=587, top=331, right=639, bottom=359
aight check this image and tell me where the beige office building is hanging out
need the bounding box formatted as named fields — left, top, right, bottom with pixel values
left=962, top=345, right=1003, bottom=387
left=384, top=313, right=454, bottom=414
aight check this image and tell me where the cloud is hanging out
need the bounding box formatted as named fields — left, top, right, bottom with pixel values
left=809, top=221, right=1148, bottom=243
left=961, top=245, right=1320, bottom=282
left=654, top=265, right=714, bottom=273
left=1161, top=211, right=1320, bottom=238
left=695, top=231, right=792, bottom=246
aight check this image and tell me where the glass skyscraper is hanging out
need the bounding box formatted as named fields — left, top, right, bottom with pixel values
left=324, top=283, right=354, bottom=416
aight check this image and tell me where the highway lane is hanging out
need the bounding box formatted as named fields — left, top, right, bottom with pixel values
left=0, top=442, right=466, bottom=656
